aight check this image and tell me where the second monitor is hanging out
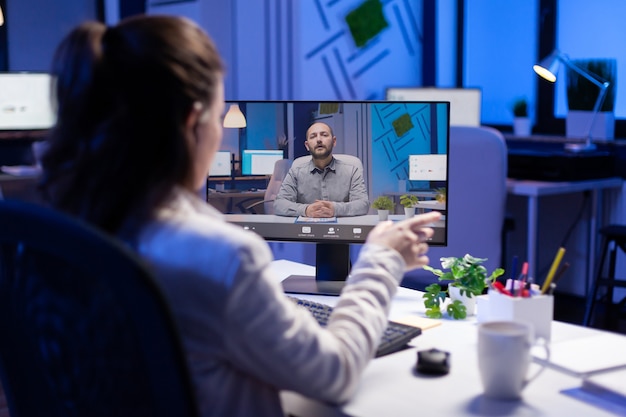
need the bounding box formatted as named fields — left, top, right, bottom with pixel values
left=387, top=87, right=481, bottom=127
left=241, top=149, right=284, bottom=176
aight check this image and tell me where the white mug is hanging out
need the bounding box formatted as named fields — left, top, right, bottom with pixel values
left=477, top=321, right=549, bottom=400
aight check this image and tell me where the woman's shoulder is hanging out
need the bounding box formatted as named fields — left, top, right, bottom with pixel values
left=142, top=189, right=270, bottom=258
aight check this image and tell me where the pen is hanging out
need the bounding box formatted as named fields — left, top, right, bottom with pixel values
left=511, top=262, right=528, bottom=297
left=492, top=281, right=513, bottom=297
left=525, top=276, right=535, bottom=297
left=510, top=255, right=518, bottom=282
left=517, top=262, right=528, bottom=297
left=548, top=282, right=557, bottom=295
left=541, top=247, right=566, bottom=295
left=552, top=262, right=570, bottom=286
left=508, top=256, right=518, bottom=293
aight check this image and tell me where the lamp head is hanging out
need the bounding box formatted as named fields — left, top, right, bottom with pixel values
left=223, top=104, right=247, bottom=128
left=533, top=50, right=561, bottom=82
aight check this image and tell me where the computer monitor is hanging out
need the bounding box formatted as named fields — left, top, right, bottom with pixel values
left=386, top=87, right=481, bottom=127
left=220, top=100, right=450, bottom=295
left=0, top=72, right=56, bottom=130
left=209, top=150, right=232, bottom=177
left=241, top=149, right=284, bottom=176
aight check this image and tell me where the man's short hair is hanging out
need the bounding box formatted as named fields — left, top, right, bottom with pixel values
left=306, top=121, right=334, bottom=139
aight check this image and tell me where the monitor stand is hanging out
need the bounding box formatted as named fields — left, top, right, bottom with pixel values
left=281, top=243, right=350, bottom=296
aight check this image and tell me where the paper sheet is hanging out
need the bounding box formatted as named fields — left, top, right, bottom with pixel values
left=532, top=333, right=626, bottom=377
left=392, top=315, right=442, bottom=331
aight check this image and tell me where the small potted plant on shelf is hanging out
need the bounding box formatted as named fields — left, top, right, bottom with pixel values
left=512, top=97, right=531, bottom=136
left=434, top=187, right=446, bottom=204
left=399, top=194, right=419, bottom=218
left=422, top=254, right=505, bottom=319
left=372, top=196, right=394, bottom=221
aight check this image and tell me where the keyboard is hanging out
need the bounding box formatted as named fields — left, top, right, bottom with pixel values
left=288, top=296, right=422, bottom=357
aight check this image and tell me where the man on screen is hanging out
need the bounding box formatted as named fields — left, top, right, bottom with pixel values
left=274, top=121, right=369, bottom=217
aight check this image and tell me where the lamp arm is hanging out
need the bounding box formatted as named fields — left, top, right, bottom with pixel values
left=590, top=82, right=610, bottom=113
left=582, top=82, right=610, bottom=142
left=559, top=56, right=611, bottom=142
left=560, top=57, right=607, bottom=89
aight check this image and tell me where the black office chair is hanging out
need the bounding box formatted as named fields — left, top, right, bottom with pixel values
left=0, top=200, right=199, bottom=417
left=238, top=158, right=293, bottom=214
left=583, top=224, right=626, bottom=330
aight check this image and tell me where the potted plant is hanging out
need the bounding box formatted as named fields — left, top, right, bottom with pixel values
left=276, top=133, right=290, bottom=158
left=399, top=194, right=419, bottom=218
left=372, top=196, right=394, bottom=220
left=512, top=97, right=531, bottom=136
left=422, top=254, right=505, bottom=319
left=434, top=187, right=446, bottom=204
left=566, top=58, right=616, bottom=140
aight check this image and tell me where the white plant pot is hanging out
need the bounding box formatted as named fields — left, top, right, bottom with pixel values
left=448, top=285, right=476, bottom=316
left=566, top=110, right=615, bottom=140
left=377, top=209, right=389, bottom=221
left=513, top=117, right=531, bottom=137
left=404, top=207, right=415, bottom=218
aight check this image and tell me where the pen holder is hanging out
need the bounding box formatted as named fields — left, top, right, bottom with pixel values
left=477, top=291, right=554, bottom=341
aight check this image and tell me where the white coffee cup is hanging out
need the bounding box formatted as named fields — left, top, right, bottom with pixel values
left=477, top=321, right=549, bottom=400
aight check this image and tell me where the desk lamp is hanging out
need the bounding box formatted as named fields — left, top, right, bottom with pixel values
left=533, top=50, right=610, bottom=152
left=222, top=104, right=247, bottom=180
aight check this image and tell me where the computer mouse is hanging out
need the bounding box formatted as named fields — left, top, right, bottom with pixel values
left=416, top=348, right=450, bottom=375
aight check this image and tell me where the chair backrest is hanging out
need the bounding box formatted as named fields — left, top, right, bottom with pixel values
left=292, top=153, right=364, bottom=171
left=263, top=158, right=293, bottom=214
left=402, top=126, right=508, bottom=289
left=0, top=200, right=199, bottom=417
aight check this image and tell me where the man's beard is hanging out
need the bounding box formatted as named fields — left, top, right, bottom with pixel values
left=309, top=145, right=332, bottom=159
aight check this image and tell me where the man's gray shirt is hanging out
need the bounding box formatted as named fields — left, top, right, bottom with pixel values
left=273, top=157, right=370, bottom=217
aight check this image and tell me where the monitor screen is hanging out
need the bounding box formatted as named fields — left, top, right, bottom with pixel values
left=0, top=72, right=56, bottom=130
left=386, top=87, right=481, bottom=127
left=241, top=149, right=284, bottom=176
left=209, top=150, right=232, bottom=177
left=409, top=154, right=447, bottom=181
left=219, top=100, right=450, bottom=295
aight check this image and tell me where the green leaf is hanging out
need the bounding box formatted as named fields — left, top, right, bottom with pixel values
left=447, top=300, right=467, bottom=320
left=424, top=283, right=441, bottom=293
left=425, top=307, right=443, bottom=319
left=422, top=265, right=443, bottom=277
left=423, top=284, right=446, bottom=309
left=488, top=268, right=506, bottom=281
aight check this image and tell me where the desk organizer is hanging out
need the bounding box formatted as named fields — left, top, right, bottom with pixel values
left=477, top=291, right=554, bottom=340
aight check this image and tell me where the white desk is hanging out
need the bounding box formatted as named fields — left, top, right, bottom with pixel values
left=506, top=177, right=623, bottom=293
left=0, top=172, right=42, bottom=203
left=271, top=260, right=626, bottom=417
left=206, top=189, right=265, bottom=213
